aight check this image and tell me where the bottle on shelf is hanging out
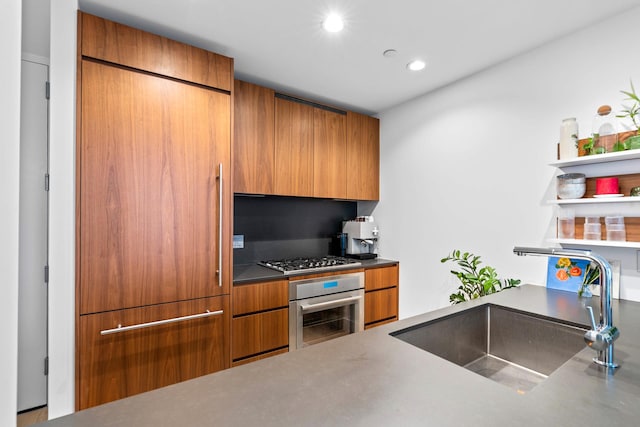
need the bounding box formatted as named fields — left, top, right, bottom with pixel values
left=559, top=118, right=579, bottom=159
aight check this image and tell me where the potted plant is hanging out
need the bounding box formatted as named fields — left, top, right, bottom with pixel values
left=441, top=250, right=521, bottom=305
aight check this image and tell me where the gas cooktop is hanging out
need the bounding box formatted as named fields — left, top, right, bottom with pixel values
left=259, top=256, right=361, bottom=275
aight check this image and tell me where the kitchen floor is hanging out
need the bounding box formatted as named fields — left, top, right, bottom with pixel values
left=17, top=406, right=47, bottom=427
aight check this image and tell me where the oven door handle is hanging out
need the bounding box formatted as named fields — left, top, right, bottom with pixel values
left=300, top=295, right=362, bottom=313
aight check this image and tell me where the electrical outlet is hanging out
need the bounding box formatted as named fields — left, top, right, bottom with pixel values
left=233, top=235, right=244, bottom=249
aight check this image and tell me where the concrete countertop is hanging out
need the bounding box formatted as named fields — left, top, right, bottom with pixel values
left=233, top=258, right=399, bottom=284
left=40, top=285, right=640, bottom=426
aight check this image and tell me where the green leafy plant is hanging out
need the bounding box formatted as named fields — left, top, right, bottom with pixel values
left=616, top=79, right=640, bottom=151
left=441, top=250, right=521, bottom=305
left=617, top=79, right=640, bottom=134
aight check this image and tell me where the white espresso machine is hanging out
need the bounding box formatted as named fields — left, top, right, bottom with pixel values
left=342, top=218, right=379, bottom=259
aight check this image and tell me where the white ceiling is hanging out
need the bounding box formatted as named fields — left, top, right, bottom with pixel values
left=24, top=0, right=640, bottom=114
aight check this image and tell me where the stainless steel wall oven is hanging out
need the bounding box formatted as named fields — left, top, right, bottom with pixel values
left=289, top=272, right=364, bottom=350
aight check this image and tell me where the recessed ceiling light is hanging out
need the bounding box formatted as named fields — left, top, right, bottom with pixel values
left=383, top=49, right=398, bottom=58
left=322, top=13, right=344, bottom=33
left=407, top=59, right=426, bottom=71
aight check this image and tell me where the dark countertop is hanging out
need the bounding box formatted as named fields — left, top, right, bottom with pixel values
left=233, top=258, right=399, bottom=284
left=40, top=285, right=640, bottom=426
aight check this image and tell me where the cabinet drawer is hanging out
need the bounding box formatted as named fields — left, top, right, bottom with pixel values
left=365, top=287, right=398, bottom=326
left=232, top=280, right=288, bottom=316
left=231, top=348, right=289, bottom=368
left=232, top=308, right=289, bottom=361
left=78, top=296, right=229, bottom=409
left=365, top=265, right=399, bottom=291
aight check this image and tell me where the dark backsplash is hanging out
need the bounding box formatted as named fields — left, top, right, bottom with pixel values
left=233, top=195, right=357, bottom=265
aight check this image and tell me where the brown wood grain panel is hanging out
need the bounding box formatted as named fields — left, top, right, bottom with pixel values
left=232, top=280, right=288, bottom=316
left=313, top=108, right=347, bottom=199
left=570, top=217, right=640, bottom=242
left=233, top=80, right=275, bottom=194
left=78, top=296, right=229, bottom=409
left=231, top=309, right=289, bottom=361
left=274, top=97, right=314, bottom=196
left=80, top=12, right=232, bottom=91
left=364, top=264, right=399, bottom=292
left=79, top=60, right=230, bottom=314
left=346, top=111, right=380, bottom=200
left=231, top=348, right=288, bottom=367
left=365, top=287, right=399, bottom=325
left=581, top=173, right=640, bottom=198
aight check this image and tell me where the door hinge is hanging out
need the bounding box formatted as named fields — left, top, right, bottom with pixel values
left=45, top=173, right=50, bottom=191
left=44, top=357, right=49, bottom=376
left=45, top=81, right=50, bottom=100
left=44, top=265, right=49, bottom=284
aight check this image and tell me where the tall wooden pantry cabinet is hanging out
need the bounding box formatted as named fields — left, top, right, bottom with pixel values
left=76, top=12, right=233, bottom=409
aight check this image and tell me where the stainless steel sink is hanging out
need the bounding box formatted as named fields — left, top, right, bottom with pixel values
left=391, top=304, right=588, bottom=393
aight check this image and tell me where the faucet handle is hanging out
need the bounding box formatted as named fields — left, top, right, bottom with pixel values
left=585, top=306, right=598, bottom=330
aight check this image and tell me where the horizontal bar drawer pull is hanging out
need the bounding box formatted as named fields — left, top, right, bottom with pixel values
left=100, top=309, right=224, bottom=335
left=300, top=295, right=362, bottom=312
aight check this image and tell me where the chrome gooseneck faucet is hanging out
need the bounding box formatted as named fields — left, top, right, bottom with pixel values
left=513, top=246, right=620, bottom=370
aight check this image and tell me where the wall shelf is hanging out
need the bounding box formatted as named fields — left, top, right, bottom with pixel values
left=549, top=197, right=640, bottom=205
left=549, top=150, right=640, bottom=167
left=548, top=238, right=640, bottom=249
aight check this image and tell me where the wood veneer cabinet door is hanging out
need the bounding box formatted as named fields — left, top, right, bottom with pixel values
left=231, top=309, right=289, bottom=361
left=233, top=80, right=275, bottom=194
left=79, top=60, right=231, bottom=314
left=346, top=111, right=379, bottom=200
left=78, top=296, right=229, bottom=409
left=365, top=287, right=398, bottom=326
left=274, top=97, right=314, bottom=197
left=313, top=108, right=347, bottom=199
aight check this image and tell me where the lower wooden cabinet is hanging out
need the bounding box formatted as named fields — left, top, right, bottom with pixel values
left=364, top=264, right=399, bottom=328
left=232, top=309, right=288, bottom=361
left=231, top=280, right=289, bottom=364
left=77, top=296, right=229, bottom=409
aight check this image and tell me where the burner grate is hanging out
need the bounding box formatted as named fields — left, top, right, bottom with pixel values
left=259, top=256, right=361, bottom=274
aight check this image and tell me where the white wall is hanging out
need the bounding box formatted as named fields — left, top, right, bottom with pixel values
left=0, top=1, right=22, bottom=425
left=49, top=0, right=78, bottom=419
left=376, top=8, right=640, bottom=319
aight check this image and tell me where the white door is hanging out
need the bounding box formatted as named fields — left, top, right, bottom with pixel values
left=18, top=59, right=49, bottom=412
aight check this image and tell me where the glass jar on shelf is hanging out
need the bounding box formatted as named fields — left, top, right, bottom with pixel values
left=591, top=105, right=618, bottom=154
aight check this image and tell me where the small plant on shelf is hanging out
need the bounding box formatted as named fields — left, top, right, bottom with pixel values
left=616, top=79, right=640, bottom=150
left=441, top=250, right=521, bottom=305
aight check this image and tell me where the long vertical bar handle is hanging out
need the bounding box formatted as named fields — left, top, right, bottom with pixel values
left=586, top=306, right=598, bottom=330
left=217, top=163, right=223, bottom=287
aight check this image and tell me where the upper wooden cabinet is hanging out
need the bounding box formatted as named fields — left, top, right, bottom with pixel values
left=346, top=112, right=380, bottom=200
left=233, top=80, right=379, bottom=200
left=233, top=80, right=275, bottom=194
left=80, top=13, right=232, bottom=91
left=274, top=96, right=315, bottom=197
left=313, top=108, right=347, bottom=199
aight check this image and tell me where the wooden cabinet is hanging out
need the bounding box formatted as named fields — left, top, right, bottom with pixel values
left=78, top=296, right=229, bottom=409
left=233, top=80, right=275, bottom=194
left=231, top=280, right=289, bottom=365
left=274, top=96, right=315, bottom=197
left=79, top=59, right=230, bottom=314
left=346, top=112, right=380, bottom=200
left=364, top=264, right=399, bottom=328
left=77, top=12, right=232, bottom=409
left=313, top=108, right=347, bottom=198
left=233, top=81, right=379, bottom=200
